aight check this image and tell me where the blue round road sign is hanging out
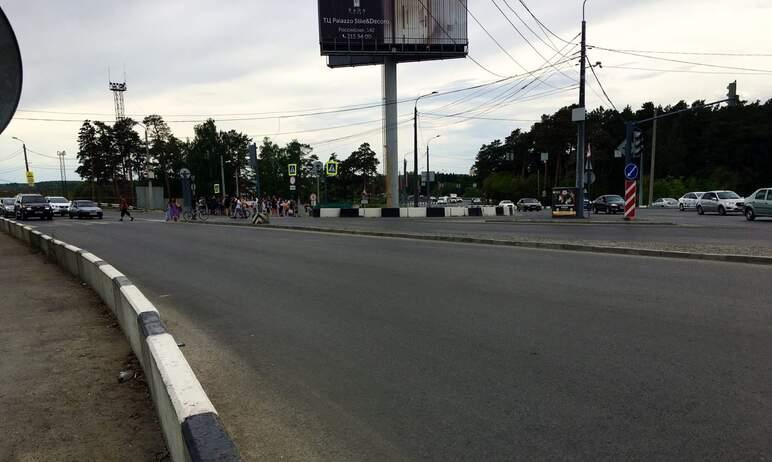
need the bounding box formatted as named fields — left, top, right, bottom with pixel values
left=624, top=163, right=639, bottom=180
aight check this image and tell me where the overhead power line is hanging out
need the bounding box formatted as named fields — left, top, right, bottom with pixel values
left=590, top=46, right=772, bottom=73
left=602, top=64, right=772, bottom=76
left=589, top=46, right=772, bottom=58
left=586, top=56, right=617, bottom=111
left=500, top=0, right=559, bottom=53
left=516, top=0, right=576, bottom=45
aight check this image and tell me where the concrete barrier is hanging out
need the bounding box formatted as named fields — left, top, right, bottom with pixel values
left=381, top=208, right=400, bottom=218
left=447, top=207, right=467, bottom=217
left=0, top=218, right=240, bottom=462
left=406, top=207, right=427, bottom=218
left=482, top=207, right=497, bottom=217
left=320, top=208, right=340, bottom=218
left=362, top=208, right=382, bottom=218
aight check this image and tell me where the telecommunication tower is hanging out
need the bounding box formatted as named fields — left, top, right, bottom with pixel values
left=109, top=79, right=127, bottom=121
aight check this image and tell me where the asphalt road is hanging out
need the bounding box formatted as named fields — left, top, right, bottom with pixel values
left=29, top=216, right=772, bottom=460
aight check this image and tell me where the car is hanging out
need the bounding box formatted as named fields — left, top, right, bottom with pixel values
left=449, top=196, right=463, bottom=204
left=498, top=200, right=515, bottom=209
left=516, top=198, right=543, bottom=212
left=743, top=187, right=772, bottom=221
left=68, top=200, right=104, bottom=219
left=1, top=197, right=15, bottom=217
left=651, top=197, right=679, bottom=208
left=592, top=195, right=625, bottom=214
left=14, top=194, right=54, bottom=220
left=470, top=198, right=483, bottom=206
left=678, top=192, right=704, bottom=211
left=46, top=196, right=71, bottom=216
left=436, top=196, right=449, bottom=205
left=696, top=190, right=744, bottom=216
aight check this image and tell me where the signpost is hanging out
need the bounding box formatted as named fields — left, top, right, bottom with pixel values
left=624, top=163, right=638, bottom=221
left=25, top=171, right=34, bottom=187
left=326, top=160, right=339, bottom=177
left=213, top=184, right=220, bottom=195
left=288, top=164, right=298, bottom=177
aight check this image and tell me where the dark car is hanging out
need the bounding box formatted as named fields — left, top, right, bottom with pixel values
left=592, top=195, right=625, bottom=214
left=516, top=198, right=543, bottom=212
left=68, top=200, right=103, bottom=219
left=14, top=194, right=54, bottom=220
left=1, top=197, right=15, bottom=217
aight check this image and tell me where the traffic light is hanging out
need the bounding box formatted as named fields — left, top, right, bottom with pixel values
left=727, top=81, right=738, bottom=107
left=632, top=129, right=643, bottom=158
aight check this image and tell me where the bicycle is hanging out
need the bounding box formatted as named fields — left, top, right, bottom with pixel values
left=182, top=205, right=209, bottom=222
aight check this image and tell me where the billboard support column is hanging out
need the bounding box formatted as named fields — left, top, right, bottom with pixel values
left=383, top=56, right=399, bottom=208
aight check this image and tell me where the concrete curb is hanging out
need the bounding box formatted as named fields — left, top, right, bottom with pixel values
left=186, top=219, right=771, bottom=266
left=0, top=218, right=240, bottom=462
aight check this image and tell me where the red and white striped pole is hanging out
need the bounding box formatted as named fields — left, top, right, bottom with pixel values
left=624, top=180, right=637, bottom=220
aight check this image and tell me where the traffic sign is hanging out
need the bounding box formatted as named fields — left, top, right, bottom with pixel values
left=26, top=171, right=34, bottom=186
left=288, top=164, right=298, bottom=177
left=325, top=160, right=338, bottom=177
left=290, top=185, right=296, bottom=191
left=179, top=168, right=191, bottom=179
left=310, top=193, right=318, bottom=207
left=584, top=171, right=596, bottom=186
left=289, top=176, right=296, bottom=185
left=624, top=163, right=639, bottom=180
left=624, top=180, right=637, bottom=221
left=213, top=184, right=220, bottom=194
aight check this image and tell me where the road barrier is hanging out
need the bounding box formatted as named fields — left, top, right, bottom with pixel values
left=316, top=206, right=503, bottom=218
left=0, top=218, right=241, bottom=462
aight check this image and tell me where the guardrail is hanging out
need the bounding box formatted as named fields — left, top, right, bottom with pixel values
left=0, top=218, right=241, bottom=462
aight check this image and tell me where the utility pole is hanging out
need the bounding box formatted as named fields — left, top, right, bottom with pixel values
left=142, top=125, right=153, bottom=210
left=11, top=137, right=30, bottom=187
left=427, top=135, right=440, bottom=205
left=57, top=151, right=67, bottom=196
left=220, top=154, right=226, bottom=201
left=414, top=91, right=437, bottom=207
left=575, top=0, right=588, bottom=218
left=403, top=157, right=407, bottom=205
left=648, top=109, right=658, bottom=207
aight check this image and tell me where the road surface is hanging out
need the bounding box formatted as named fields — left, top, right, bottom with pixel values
left=30, top=217, right=772, bottom=460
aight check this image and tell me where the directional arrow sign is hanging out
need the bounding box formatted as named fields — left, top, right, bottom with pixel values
left=624, top=163, right=639, bottom=181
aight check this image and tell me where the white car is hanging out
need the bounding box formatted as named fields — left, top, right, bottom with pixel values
left=696, top=190, right=745, bottom=216
left=498, top=200, right=515, bottom=209
left=449, top=197, right=463, bottom=204
left=678, top=192, right=704, bottom=211
left=46, top=196, right=71, bottom=216
left=436, top=196, right=449, bottom=205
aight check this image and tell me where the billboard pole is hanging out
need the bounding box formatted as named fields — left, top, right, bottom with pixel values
left=383, top=56, right=399, bottom=209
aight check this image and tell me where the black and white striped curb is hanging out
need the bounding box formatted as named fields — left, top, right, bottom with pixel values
left=0, top=218, right=240, bottom=462
left=313, top=206, right=510, bottom=218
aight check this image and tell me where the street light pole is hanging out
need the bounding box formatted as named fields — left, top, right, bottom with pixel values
left=575, top=0, right=588, bottom=218
left=11, top=137, right=30, bottom=185
left=426, top=135, right=441, bottom=205
left=414, top=91, right=437, bottom=207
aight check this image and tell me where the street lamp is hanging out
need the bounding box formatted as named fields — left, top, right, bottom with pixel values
left=133, top=121, right=154, bottom=210
left=414, top=91, right=438, bottom=207
left=11, top=136, right=30, bottom=186
left=426, top=135, right=441, bottom=205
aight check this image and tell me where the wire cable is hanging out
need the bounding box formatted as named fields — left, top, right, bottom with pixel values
left=586, top=56, right=618, bottom=111
left=501, top=0, right=559, bottom=53
left=590, top=46, right=772, bottom=73
left=588, top=46, right=772, bottom=58
left=517, top=0, right=576, bottom=45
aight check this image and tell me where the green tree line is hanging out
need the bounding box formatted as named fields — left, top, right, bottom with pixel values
left=473, top=98, right=772, bottom=202
left=74, top=116, right=381, bottom=204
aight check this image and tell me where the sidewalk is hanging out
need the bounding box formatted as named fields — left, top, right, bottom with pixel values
left=0, top=233, right=166, bottom=461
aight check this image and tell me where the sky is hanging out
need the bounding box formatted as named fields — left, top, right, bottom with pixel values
left=1, top=0, right=771, bottom=184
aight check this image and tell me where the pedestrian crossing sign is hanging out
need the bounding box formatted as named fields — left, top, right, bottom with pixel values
left=288, top=164, right=298, bottom=177
left=325, top=161, right=338, bottom=177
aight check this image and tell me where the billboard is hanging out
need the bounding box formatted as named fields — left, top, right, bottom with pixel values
left=318, top=0, right=468, bottom=65
left=552, top=187, right=578, bottom=218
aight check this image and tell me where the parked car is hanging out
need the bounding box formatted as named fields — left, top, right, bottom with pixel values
left=498, top=200, right=515, bottom=210
left=14, top=194, right=53, bottom=220
left=743, top=187, right=772, bottom=221
left=696, top=191, right=744, bottom=216
left=1, top=197, right=15, bottom=217
left=68, top=200, right=103, bottom=219
left=592, top=195, right=625, bottom=214
left=46, top=196, right=71, bottom=216
left=516, top=198, right=543, bottom=212
left=678, top=192, right=704, bottom=211
left=470, top=198, right=483, bottom=206
left=436, top=196, right=449, bottom=205
left=651, top=197, right=679, bottom=208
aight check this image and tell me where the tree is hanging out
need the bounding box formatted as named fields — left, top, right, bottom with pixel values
left=341, top=142, right=379, bottom=194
